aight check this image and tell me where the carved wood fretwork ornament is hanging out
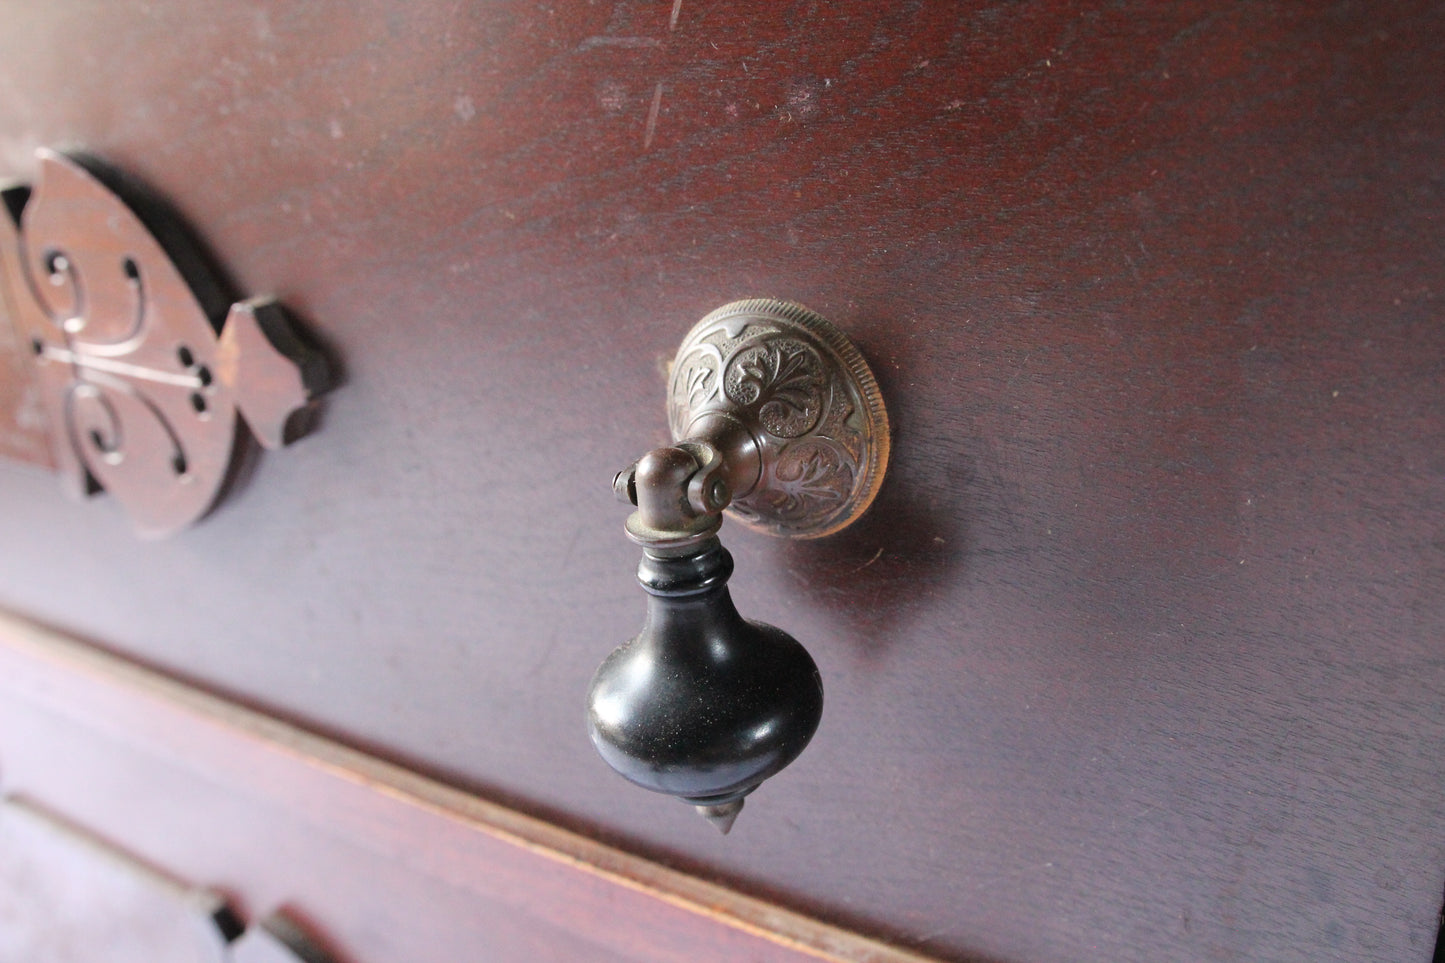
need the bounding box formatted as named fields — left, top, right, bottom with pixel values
left=0, top=150, right=330, bottom=537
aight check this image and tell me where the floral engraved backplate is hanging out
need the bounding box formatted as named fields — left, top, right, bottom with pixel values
left=667, top=299, right=889, bottom=539
left=0, top=150, right=330, bottom=537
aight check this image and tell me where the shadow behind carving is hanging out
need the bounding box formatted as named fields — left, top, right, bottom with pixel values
left=67, top=152, right=236, bottom=329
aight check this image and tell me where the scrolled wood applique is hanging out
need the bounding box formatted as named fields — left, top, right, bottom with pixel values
left=0, top=150, right=330, bottom=537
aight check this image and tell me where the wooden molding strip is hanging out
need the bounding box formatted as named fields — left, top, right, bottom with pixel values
left=0, top=610, right=944, bottom=963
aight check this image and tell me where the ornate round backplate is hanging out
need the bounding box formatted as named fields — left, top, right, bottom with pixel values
left=667, top=299, right=890, bottom=539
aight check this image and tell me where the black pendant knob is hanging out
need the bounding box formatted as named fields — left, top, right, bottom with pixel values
left=586, top=300, right=889, bottom=833
left=587, top=540, right=823, bottom=834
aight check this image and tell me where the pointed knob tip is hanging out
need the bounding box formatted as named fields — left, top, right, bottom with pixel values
left=694, top=798, right=745, bottom=835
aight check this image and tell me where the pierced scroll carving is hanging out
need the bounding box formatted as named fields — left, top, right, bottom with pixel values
left=0, top=150, right=331, bottom=537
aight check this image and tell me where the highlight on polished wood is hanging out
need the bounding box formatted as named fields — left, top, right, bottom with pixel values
left=0, top=796, right=330, bottom=963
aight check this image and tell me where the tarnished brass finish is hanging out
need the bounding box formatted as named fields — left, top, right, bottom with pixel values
left=0, top=151, right=331, bottom=537
left=667, top=299, right=889, bottom=539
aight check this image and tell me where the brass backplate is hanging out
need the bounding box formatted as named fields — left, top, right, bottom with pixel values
left=667, top=299, right=890, bottom=539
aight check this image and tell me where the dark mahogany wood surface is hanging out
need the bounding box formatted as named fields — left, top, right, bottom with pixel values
left=0, top=3, right=1443, bottom=961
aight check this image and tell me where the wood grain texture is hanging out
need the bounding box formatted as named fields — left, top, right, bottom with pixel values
left=0, top=2, right=1441, bottom=961
left=0, top=271, right=49, bottom=467
left=0, top=611, right=938, bottom=963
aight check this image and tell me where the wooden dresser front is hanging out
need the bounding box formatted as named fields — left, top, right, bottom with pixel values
left=0, top=3, right=1442, bottom=961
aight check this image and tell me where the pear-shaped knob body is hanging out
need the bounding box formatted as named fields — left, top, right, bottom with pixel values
left=586, top=541, right=823, bottom=806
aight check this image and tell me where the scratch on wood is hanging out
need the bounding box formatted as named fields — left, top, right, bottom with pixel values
left=578, top=36, right=662, bottom=51
left=644, top=82, right=664, bottom=149
left=852, top=547, right=885, bottom=573
left=670, top=0, right=684, bottom=30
